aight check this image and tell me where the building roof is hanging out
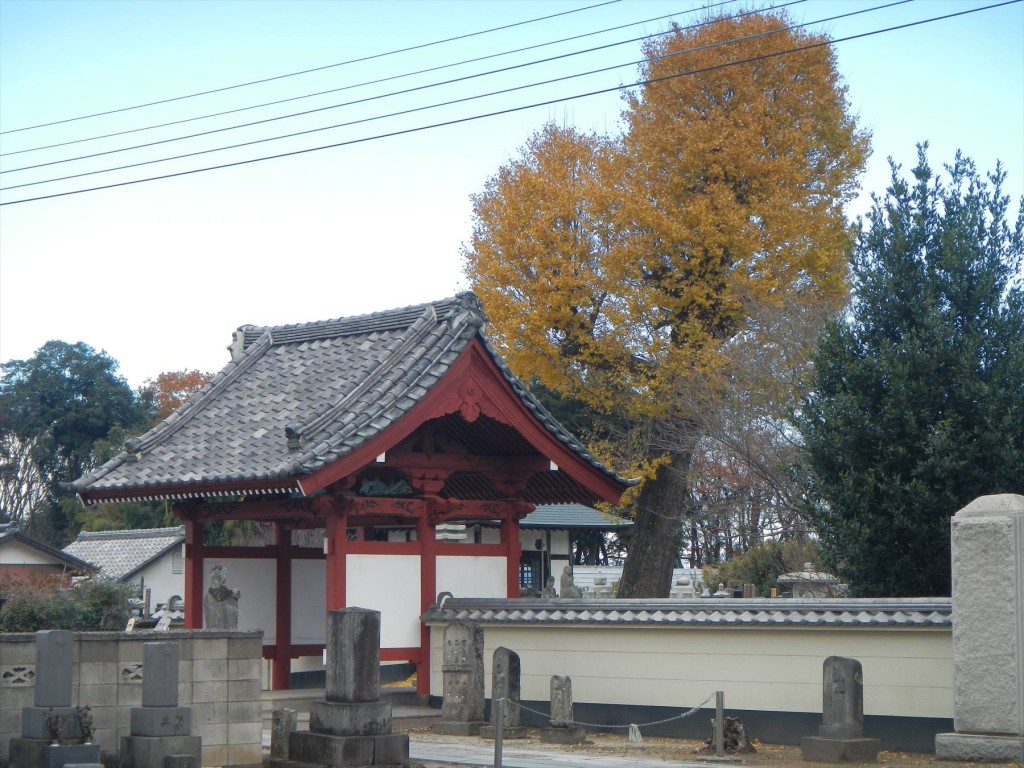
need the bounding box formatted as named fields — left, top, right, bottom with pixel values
left=0, top=524, right=96, bottom=573
left=422, top=596, right=952, bottom=628
left=62, top=526, right=185, bottom=581
left=72, top=294, right=632, bottom=506
left=519, top=504, right=632, bottom=530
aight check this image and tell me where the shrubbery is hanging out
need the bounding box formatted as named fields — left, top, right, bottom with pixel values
left=0, top=574, right=134, bottom=632
left=702, top=539, right=821, bottom=598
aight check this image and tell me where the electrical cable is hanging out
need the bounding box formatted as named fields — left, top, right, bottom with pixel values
left=2, top=0, right=1017, bottom=206
left=3, top=0, right=882, bottom=182
left=0, top=0, right=622, bottom=135
left=0, top=1, right=741, bottom=158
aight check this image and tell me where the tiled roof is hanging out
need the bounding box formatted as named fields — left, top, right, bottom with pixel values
left=421, top=596, right=952, bottom=627
left=519, top=504, right=632, bottom=529
left=72, top=294, right=631, bottom=504
left=62, top=526, right=184, bottom=581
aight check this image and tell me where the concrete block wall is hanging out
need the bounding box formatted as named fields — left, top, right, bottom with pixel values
left=0, top=630, right=263, bottom=768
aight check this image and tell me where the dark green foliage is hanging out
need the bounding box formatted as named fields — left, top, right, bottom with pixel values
left=0, top=575, right=135, bottom=632
left=799, top=147, right=1024, bottom=597
left=0, top=341, right=154, bottom=545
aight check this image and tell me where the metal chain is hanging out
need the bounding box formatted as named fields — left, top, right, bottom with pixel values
left=495, top=691, right=717, bottom=731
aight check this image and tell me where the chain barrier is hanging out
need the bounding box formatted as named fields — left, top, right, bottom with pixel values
left=495, top=690, right=718, bottom=733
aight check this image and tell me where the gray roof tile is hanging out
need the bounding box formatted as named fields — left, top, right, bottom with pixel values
left=422, top=596, right=952, bottom=627
left=73, top=294, right=631, bottom=502
left=62, top=526, right=184, bottom=581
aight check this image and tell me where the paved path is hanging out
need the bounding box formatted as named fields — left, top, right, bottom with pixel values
left=408, top=736, right=716, bottom=768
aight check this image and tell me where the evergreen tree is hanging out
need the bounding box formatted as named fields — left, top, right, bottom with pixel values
left=799, top=147, right=1024, bottom=596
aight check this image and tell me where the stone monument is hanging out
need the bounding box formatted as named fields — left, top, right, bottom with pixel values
left=540, top=675, right=587, bottom=745
left=936, top=494, right=1024, bottom=762
left=8, top=630, right=102, bottom=768
left=480, top=647, right=527, bottom=740
left=801, top=656, right=880, bottom=762
left=277, top=608, right=410, bottom=768
left=121, top=641, right=201, bottom=768
left=203, top=564, right=240, bottom=629
left=559, top=566, right=582, bottom=598
left=432, top=622, right=486, bottom=735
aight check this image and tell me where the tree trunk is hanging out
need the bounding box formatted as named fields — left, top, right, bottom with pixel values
left=618, top=447, right=696, bottom=598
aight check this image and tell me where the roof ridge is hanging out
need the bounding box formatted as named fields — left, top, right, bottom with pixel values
left=74, top=526, right=185, bottom=540
left=290, top=304, right=441, bottom=444
left=241, top=294, right=475, bottom=350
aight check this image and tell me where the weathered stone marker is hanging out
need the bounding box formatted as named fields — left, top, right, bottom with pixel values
left=541, top=675, right=587, bottom=745
left=936, top=494, right=1024, bottom=762
left=801, top=656, right=880, bottom=762
left=270, top=708, right=298, bottom=760
left=481, top=647, right=527, bottom=740
left=9, top=631, right=101, bottom=768
left=277, top=607, right=411, bottom=768
left=432, top=622, right=486, bottom=736
left=121, top=642, right=201, bottom=768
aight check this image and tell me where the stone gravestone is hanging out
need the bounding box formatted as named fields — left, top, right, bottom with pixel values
left=432, top=622, right=486, bottom=735
left=8, top=630, right=101, bottom=768
left=121, top=641, right=201, bottom=768
left=936, top=494, right=1024, bottom=762
left=801, top=656, right=880, bottom=762
left=278, top=608, right=410, bottom=768
left=203, top=564, right=240, bottom=629
left=480, top=647, right=527, bottom=740
left=541, top=675, right=587, bottom=744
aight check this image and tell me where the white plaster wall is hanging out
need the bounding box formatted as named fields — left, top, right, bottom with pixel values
left=292, top=559, right=327, bottom=645
left=131, top=549, right=185, bottom=607
left=427, top=624, right=953, bottom=719
left=0, top=539, right=54, bottom=565
left=346, top=554, right=421, bottom=648
left=203, top=558, right=276, bottom=640
left=437, top=556, right=507, bottom=598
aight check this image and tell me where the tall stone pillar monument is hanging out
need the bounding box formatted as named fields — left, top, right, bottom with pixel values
left=936, top=494, right=1024, bottom=762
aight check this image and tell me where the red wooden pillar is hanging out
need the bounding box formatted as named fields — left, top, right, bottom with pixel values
left=416, top=511, right=437, bottom=696
left=272, top=522, right=293, bottom=691
left=501, top=512, right=522, bottom=598
left=183, top=518, right=204, bottom=628
left=325, top=511, right=348, bottom=611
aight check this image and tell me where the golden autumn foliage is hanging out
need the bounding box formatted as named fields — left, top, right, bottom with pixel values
left=144, top=369, right=214, bottom=419
left=464, top=10, right=868, bottom=596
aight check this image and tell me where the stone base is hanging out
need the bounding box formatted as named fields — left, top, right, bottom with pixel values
left=311, top=700, right=393, bottom=736
left=8, top=739, right=101, bottom=768
left=21, top=707, right=83, bottom=741
left=540, top=726, right=589, bottom=745
left=130, top=707, right=193, bottom=737
left=801, top=736, right=880, bottom=762
left=289, top=730, right=409, bottom=766
left=121, top=735, right=202, bottom=768
left=935, top=732, right=1024, bottom=762
left=479, top=725, right=529, bottom=740
left=430, top=720, right=484, bottom=736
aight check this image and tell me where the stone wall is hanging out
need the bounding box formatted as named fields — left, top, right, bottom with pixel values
left=0, top=630, right=263, bottom=768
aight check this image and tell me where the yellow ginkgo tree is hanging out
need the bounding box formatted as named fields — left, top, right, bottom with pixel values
left=464, top=10, right=869, bottom=597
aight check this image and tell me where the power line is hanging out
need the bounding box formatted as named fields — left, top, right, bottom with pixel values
left=20, top=0, right=929, bottom=191
left=1, top=3, right=738, bottom=158
left=2, top=0, right=806, bottom=177
left=2, top=0, right=1018, bottom=207
left=0, top=0, right=622, bottom=135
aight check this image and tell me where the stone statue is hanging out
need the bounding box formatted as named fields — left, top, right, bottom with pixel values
left=203, top=564, right=240, bottom=629
left=541, top=576, right=558, bottom=599
left=559, top=566, right=582, bottom=598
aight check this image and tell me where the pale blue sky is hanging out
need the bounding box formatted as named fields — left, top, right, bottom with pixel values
left=1, top=0, right=1021, bottom=387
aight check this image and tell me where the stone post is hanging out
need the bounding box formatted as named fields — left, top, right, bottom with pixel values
left=541, top=675, right=587, bottom=744
left=936, top=494, right=1024, bottom=762
left=801, top=657, right=880, bottom=762
left=432, top=622, right=486, bottom=735
left=481, top=647, right=527, bottom=739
